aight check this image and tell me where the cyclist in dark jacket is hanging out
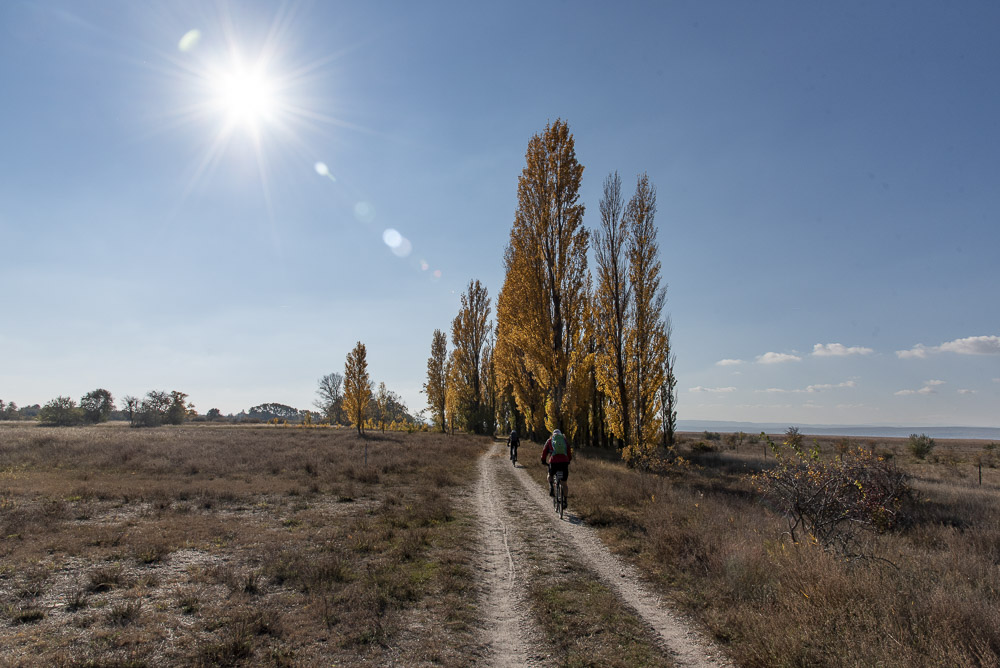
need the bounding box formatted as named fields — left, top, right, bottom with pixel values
left=541, top=429, right=572, bottom=499
left=507, top=430, right=520, bottom=464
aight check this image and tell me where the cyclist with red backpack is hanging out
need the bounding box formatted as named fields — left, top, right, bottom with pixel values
left=541, top=428, right=572, bottom=500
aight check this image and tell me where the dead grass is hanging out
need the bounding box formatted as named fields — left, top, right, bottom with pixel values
left=0, top=422, right=486, bottom=666
left=523, top=433, right=1000, bottom=667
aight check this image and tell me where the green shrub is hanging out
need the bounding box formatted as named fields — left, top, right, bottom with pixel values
left=39, top=397, right=84, bottom=426
left=908, top=433, right=936, bottom=460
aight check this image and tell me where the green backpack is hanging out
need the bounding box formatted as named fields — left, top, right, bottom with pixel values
left=551, top=432, right=568, bottom=456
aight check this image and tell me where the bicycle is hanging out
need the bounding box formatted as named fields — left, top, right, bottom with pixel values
left=553, top=470, right=566, bottom=519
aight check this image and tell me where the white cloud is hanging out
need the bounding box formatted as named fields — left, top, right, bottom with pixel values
left=759, top=388, right=790, bottom=394
left=958, top=389, right=976, bottom=395
left=716, top=358, right=744, bottom=366
left=939, top=335, right=1000, bottom=355
left=896, top=345, right=930, bottom=359
left=806, top=380, right=858, bottom=393
left=756, top=352, right=802, bottom=364
left=812, top=343, right=874, bottom=357
left=896, top=379, right=945, bottom=396
left=897, top=335, right=1000, bottom=359
left=994, top=378, right=1000, bottom=383
left=689, top=386, right=737, bottom=394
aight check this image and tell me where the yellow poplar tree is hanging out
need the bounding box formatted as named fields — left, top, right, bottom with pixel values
left=375, top=381, right=390, bottom=433
left=494, top=314, right=546, bottom=439
left=422, top=329, right=449, bottom=432
left=624, top=174, right=668, bottom=464
left=444, top=351, right=464, bottom=434
left=593, top=171, right=633, bottom=450
left=343, top=341, right=372, bottom=436
left=495, top=119, right=589, bottom=432
left=450, top=279, right=491, bottom=433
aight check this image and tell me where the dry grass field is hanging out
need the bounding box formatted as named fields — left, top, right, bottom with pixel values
left=0, top=423, right=487, bottom=666
left=4, top=422, right=999, bottom=667
left=521, top=432, right=1000, bottom=667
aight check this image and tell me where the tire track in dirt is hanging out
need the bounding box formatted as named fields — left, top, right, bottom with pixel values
left=475, top=443, right=545, bottom=667
left=507, top=450, right=732, bottom=668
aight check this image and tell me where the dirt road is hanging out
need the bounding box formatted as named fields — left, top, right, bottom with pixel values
left=475, top=442, right=730, bottom=667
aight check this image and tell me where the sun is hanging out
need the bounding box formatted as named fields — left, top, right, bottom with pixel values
left=211, top=63, right=278, bottom=131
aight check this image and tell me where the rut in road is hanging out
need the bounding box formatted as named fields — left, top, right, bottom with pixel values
left=475, top=443, right=546, bottom=667
left=502, top=443, right=732, bottom=668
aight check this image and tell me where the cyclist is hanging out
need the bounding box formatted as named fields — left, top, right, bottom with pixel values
left=507, top=429, right=520, bottom=464
left=541, top=428, right=571, bottom=500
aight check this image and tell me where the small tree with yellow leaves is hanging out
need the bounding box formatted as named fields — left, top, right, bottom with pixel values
left=343, top=341, right=372, bottom=436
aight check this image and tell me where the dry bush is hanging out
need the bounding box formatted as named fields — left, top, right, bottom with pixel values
left=751, top=439, right=911, bottom=557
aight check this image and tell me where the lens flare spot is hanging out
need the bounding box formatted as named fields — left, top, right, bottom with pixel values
left=392, top=237, right=412, bottom=258
left=420, top=260, right=429, bottom=271
left=354, top=201, right=375, bottom=223
left=178, top=29, right=201, bottom=53
left=382, top=228, right=402, bottom=248
left=314, top=161, right=336, bottom=181
left=433, top=269, right=442, bottom=279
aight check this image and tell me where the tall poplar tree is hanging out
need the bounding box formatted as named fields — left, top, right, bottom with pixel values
left=624, top=174, right=668, bottom=463
left=450, top=279, right=491, bottom=433
left=593, top=171, right=633, bottom=450
left=660, top=317, right=678, bottom=448
left=496, top=119, right=589, bottom=432
left=423, top=329, right=448, bottom=432
left=343, top=341, right=372, bottom=436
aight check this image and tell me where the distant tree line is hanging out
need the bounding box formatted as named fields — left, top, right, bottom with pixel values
left=0, top=400, right=41, bottom=421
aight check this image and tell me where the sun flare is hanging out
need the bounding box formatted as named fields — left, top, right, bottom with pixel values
left=212, top=65, right=278, bottom=130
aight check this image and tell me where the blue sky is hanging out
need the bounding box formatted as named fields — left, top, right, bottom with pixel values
left=1, top=1, right=998, bottom=427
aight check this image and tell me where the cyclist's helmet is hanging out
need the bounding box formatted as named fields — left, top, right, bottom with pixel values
left=510, top=430, right=517, bottom=438
left=552, top=429, right=561, bottom=436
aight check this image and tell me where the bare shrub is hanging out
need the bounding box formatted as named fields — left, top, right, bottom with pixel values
left=751, top=438, right=911, bottom=558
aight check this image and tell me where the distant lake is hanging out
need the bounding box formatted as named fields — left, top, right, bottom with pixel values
left=678, top=421, right=1000, bottom=441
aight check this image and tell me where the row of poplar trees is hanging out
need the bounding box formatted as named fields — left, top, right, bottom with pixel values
left=424, top=119, right=677, bottom=465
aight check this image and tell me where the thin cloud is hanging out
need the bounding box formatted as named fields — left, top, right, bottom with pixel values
left=895, top=379, right=945, bottom=396
left=897, top=335, right=1000, bottom=359
left=716, top=358, right=744, bottom=366
left=756, top=352, right=802, bottom=364
left=689, top=386, right=737, bottom=394
left=812, top=343, right=874, bottom=357
left=958, top=389, right=976, bottom=395
left=756, top=380, right=857, bottom=394
left=806, top=380, right=858, bottom=393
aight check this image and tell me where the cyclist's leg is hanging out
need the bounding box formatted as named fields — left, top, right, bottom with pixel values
left=547, top=464, right=555, bottom=495
left=561, top=465, right=569, bottom=502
